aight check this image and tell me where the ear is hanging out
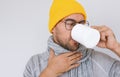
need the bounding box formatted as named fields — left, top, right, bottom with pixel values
left=51, top=27, right=55, bottom=34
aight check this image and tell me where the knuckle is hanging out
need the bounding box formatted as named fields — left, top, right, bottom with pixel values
left=74, top=64, right=78, bottom=67
left=102, top=25, right=107, bottom=28
left=77, top=57, right=81, bottom=61
left=64, top=57, right=67, bottom=60
left=75, top=54, right=78, bottom=57
left=101, top=32, right=105, bottom=36
left=108, top=29, right=113, bottom=33
left=103, top=25, right=107, bottom=27
left=78, top=57, right=81, bottom=60
left=101, top=31, right=106, bottom=35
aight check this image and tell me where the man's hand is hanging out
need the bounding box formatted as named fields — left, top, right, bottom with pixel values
left=91, top=25, right=120, bottom=57
left=40, top=49, right=82, bottom=77
left=47, top=49, right=82, bottom=76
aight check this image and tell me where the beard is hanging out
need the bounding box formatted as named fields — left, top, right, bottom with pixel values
left=56, top=37, right=80, bottom=51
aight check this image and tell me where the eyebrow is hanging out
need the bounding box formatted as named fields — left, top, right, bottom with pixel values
left=78, top=20, right=86, bottom=24
left=64, top=18, right=86, bottom=23
left=64, top=18, right=76, bottom=22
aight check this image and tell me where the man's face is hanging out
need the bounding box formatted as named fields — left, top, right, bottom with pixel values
left=52, top=14, right=85, bottom=51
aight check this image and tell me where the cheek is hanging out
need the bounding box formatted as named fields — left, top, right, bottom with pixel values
left=54, top=24, right=72, bottom=41
left=59, top=29, right=71, bottom=40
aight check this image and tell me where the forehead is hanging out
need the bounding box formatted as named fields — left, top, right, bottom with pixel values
left=63, top=13, right=85, bottom=22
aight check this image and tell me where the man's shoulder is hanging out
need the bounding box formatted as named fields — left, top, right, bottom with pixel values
left=30, top=51, right=49, bottom=63
left=25, top=51, right=49, bottom=68
left=91, top=50, right=116, bottom=63
left=92, top=50, right=116, bottom=61
left=91, top=50, right=117, bottom=72
left=23, top=51, right=49, bottom=77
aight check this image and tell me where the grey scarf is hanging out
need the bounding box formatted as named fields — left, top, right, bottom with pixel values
left=47, top=36, right=93, bottom=77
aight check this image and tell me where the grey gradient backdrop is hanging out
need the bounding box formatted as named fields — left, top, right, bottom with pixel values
left=0, top=0, right=120, bottom=77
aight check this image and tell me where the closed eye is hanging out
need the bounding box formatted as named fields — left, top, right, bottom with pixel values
left=78, top=20, right=86, bottom=24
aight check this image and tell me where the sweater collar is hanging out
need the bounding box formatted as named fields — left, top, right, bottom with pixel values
left=46, top=36, right=92, bottom=62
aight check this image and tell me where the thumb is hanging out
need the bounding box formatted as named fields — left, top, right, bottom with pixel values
left=49, top=48, right=55, bottom=60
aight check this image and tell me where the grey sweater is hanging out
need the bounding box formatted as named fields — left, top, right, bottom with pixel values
left=23, top=36, right=120, bottom=77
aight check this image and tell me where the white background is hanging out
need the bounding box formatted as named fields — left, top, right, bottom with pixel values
left=0, top=0, right=120, bottom=77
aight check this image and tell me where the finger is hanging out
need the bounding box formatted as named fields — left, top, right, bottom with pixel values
left=100, top=29, right=113, bottom=41
left=68, top=63, right=80, bottom=70
left=97, top=41, right=106, bottom=48
left=91, top=25, right=109, bottom=32
left=70, top=55, right=82, bottom=64
left=100, top=31, right=107, bottom=41
left=91, top=26, right=101, bottom=30
left=99, top=26, right=110, bottom=32
left=68, top=52, right=82, bottom=61
left=49, top=48, right=55, bottom=60
left=91, top=26, right=99, bottom=29
left=62, top=51, right=78, bottom=57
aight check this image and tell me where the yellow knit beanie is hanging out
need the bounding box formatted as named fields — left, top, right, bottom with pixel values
left=48, top=0, right=87, bottom=33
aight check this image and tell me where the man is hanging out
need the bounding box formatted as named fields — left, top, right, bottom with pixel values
left=23, top=0, right=120, bottom=77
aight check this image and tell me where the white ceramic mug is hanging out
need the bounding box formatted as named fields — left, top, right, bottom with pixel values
left=71, top=24, right=100, bottom=48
